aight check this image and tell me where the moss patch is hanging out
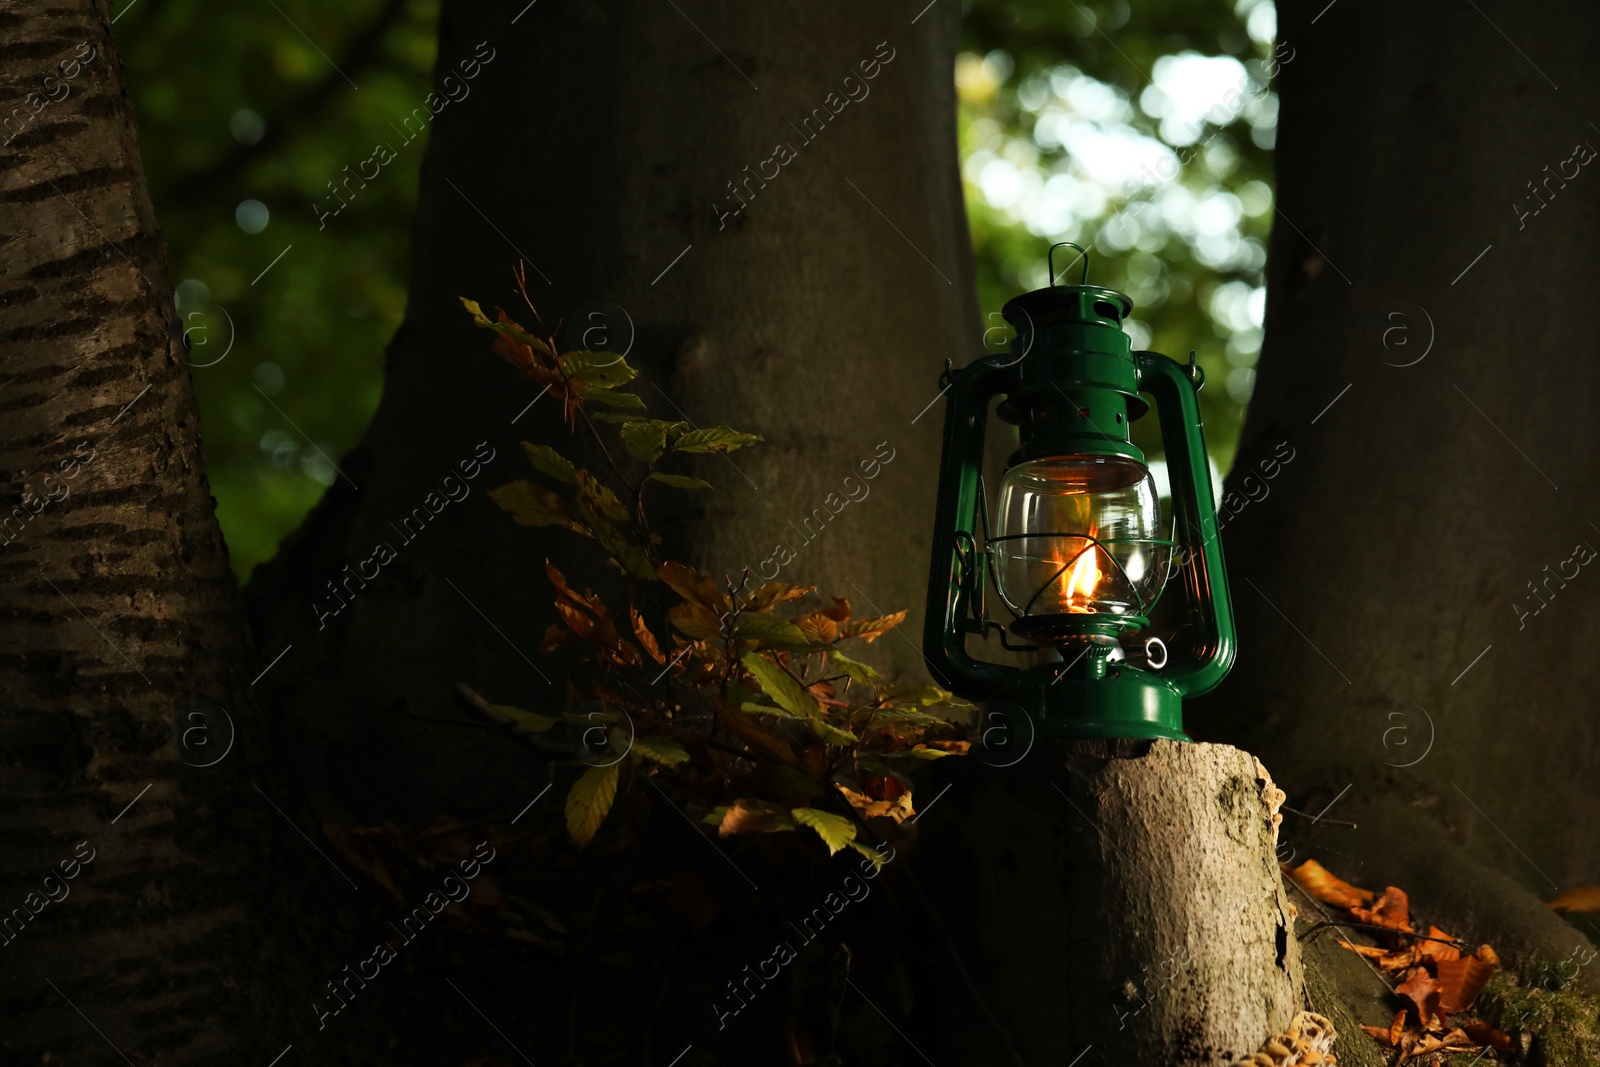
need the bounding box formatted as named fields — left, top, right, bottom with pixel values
left=1479, top=970, right=1600, bottom=1066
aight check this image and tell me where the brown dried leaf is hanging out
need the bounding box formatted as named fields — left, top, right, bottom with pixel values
left=1436, top=953, right=1496, bottom=1014
left=1548, top=885, right=1600, bottom=913
left=795, top=612, right=839, bottom=645
left=1417, top=925, right=1462, bottom=965
left=631, top=606, right=665, bottom=664
left=836, top=610, right=907, bottom=643
left=1351, top=885, right=1412, bottom=934
left=1397, top=966, right=1443, bottom=1029
left=658, top=561, right=729, bottom=613
left=1459, top=1017, right=1515, bottom=1052
left=1287, top=859, right=1375, bottom=909
left=819, top=596, right=853, bottom=622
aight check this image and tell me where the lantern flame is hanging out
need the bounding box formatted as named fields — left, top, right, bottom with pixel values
left=1059, top=544, right=1102, bottom=609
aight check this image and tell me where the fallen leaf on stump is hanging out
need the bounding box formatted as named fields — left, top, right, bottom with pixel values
left=1459, top=1017, right=1515, bottom=1052
left=1547, top=885, right=1600, bottom=913
left=1351, top=885, right=1412, bottom=934
left=1397, top=966, right=1444, bottom=1030
left=1287, top=858, right=1374, bottom=909
left=1436, top=952, right=1496, bottom=1014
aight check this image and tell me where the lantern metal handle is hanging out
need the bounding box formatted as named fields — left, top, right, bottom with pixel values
left=1135, top=350, right=1236, bottom=697
left=1048, top=241, right=1090, bottom=286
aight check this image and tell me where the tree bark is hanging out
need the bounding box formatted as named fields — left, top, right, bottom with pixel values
left=247, top=0, right=978, bottom=812
left=0, top=0, right=267, bottom=1059
left=914, top=740, right=1306, bottom=1064
left=1201, top=0, right=1600, bottom=977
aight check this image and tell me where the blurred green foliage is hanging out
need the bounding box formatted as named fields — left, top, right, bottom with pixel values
left=119, top=0, right=1274, bottom=580
left=120, top=0, right=438, bottom=578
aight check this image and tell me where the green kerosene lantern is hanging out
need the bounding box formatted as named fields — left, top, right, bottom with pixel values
left=922, top=243, right=1236, bottom=741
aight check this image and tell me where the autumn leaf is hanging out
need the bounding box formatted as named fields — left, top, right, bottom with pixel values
left=1286, top=859, right=1374, bottom=909
left=630, top=607, right=665, bottom=664
left=837, top=610, right=908, bottom=643
left=794, top=611, right=839, bottom=644
left=658, top=561, right=729, bottom=614
left=1459, top=1017, right=1515, bottom=1052
left=792, top=807, right=856, bottom=855
left=1548, top=885, right=1600, bottom=913
left=1396, top=966, right=1443, bottom=1029
left=1417, top=925, right=1463, bottom=965
left=1436, top=952, right=1496, bottom=1014
left=739, top=582, right=815, bottom=612
left=718, top=801, right=794, bottom=837
left=1351, top=885, right=1412, bottom=934
left=566, top=763, right=620, bottom=847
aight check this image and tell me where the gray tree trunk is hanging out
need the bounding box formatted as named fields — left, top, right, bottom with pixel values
left=1205, top=0, right=1600, bottom=985
left=247, top=0, right=979, bottom=814
left=0, top=0, right=267, bottom=1059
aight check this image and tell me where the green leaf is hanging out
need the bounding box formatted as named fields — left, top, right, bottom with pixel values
left=522, top=443, right=578, bottom=485
left=733, top=615, right=823, bottom=652
left=631, top=735, right=690, bottom=766
left=459, top=298, right=551, bottom=353
left=620, top=420, right=670, bottom=463
left=702, top=804, right=730, bottom=826
left=674, top=426, right=763, bottom=454
left=849, top=840, right=889, bottom=869
left=809, top=718, right=859, bottom=745
left=559, top=350, right=636, bottom=388
left=575, top=472, right=629, bottom=523
left=791, top=807, right=856, bottom=855
left=490, top=481, right=577, bottom=529
left=740, top=652, right=819, bottom=719
left=575, top=385, right=646, bottom=409
left=565, top=763, right=620, bottom=847
left=493, top=704, right=558, bottom=733
left=879, top=684, right=956, bottom=707
left=740, top=700, right=805, bottom=720
left=648, top=472, right=714, bottom=491
left=826, top=650, right=880, bottom=683
left=460, top=297, right=493, bottom=328
left=911, top=746, right=956, bottom=759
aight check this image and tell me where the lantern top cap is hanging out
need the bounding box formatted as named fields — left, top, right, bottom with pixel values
left=1002, top=241, right=1135, bottom=331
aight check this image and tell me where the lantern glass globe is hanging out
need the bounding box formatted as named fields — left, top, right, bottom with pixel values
left=991, top=454, right=1171, bottom=624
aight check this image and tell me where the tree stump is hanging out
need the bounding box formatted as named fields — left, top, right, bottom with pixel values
left=914, top=739, right=1306, bottom=1065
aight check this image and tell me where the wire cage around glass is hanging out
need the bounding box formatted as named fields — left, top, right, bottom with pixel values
left=988, top=454, right=1175, bottom=645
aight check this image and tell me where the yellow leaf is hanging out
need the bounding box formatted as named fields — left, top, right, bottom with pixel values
left=565, top=763, right=619, bottom=847
left=791, top=807, right=856, bottom=855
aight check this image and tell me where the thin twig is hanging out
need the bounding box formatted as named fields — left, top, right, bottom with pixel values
left=1281, top=805, right=1358, bottom=829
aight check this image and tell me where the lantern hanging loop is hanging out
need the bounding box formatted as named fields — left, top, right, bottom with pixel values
left=1048, top=241, right=1091, bottom=286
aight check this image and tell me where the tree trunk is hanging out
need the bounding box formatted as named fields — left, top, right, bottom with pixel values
left=1202, top=0, right=1600, bottom=979
left=0, top=0, right=268, bottom=1059
left=247, top=0, right=978, bottom=813
left=914, top=740, right=1306, bottom=1064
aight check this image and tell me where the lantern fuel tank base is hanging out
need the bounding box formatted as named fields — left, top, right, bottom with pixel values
left=986, top=666, right=1191, bottom=742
